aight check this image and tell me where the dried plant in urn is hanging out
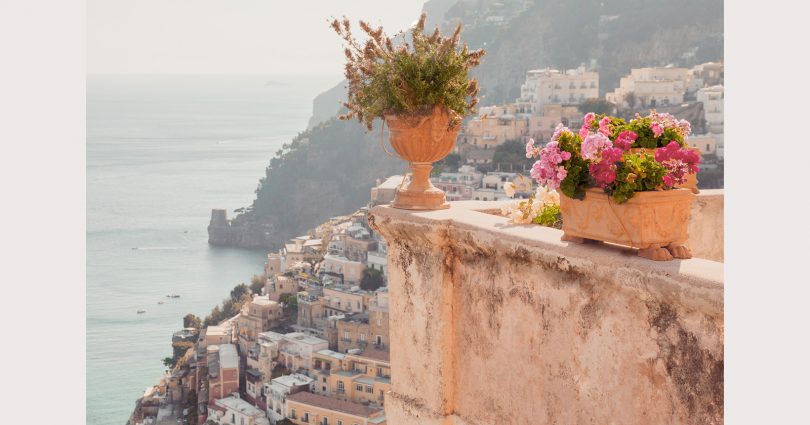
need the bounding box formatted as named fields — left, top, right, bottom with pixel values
left=331, top=13, right=485, bottom=210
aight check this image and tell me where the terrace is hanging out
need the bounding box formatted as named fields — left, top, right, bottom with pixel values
left=368, top=191, right=724, bottom=425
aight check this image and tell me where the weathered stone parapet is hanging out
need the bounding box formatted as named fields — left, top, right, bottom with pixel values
left=370, top=199, right=723, bottom=425
left=687, top=189, right=724, bottom=262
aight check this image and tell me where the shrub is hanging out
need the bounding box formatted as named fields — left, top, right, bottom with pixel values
left=331, top=13, right=485, bottom=130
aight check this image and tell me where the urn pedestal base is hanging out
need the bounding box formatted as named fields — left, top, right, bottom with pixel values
left=391, top=162, right=450, bottom=210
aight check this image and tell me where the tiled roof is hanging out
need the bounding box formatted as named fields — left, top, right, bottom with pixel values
left=286, top=392, right=379, bottom=418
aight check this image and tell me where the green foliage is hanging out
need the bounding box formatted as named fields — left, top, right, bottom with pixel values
left=532, top=204, right=562, bottom=228
left=332, top=13, right=485, bottom=130
left=624, top=115, right=684, bottom=149
left=609, top=153, right=667, bottom=203
left=556, top=131, right=589, bottom=200
left=183, top=314, right=202, bottom=330
left=280, top=293, right=298, bottom=310
left=230, top=283, right=250, bottom=301
left=163, top=357, right=176, bottom=368
left=172, top=341, right=194, bottom=361
left=579, top=98, right=615, bottom=115
left=360, top=268, right=384, bottom=292
left=492, top=139, right=532, bottom=171
left=250, top=275, right=265, bottom=295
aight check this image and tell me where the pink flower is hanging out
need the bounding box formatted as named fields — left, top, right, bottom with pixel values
left=525, top=138, right=537, bottom=158
left=583, top=112, right=595, bottom=128
left=579, top=126, right=590, bottom=139
left=615, top=130, right=637, bottom=151
left=550, top=123, right=568, bottom=142
left=652, top=123, right=664, bottom=138
left=580, top=133, right=613, bottom=160
left=598, top=117, right=612, bottom=136
left=530, top=141, right=571, bottom=190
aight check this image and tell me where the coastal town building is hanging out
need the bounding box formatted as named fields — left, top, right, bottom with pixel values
left=284, top=235, right=323, bottom=266
left=208, top=395, right=270, bottom=425
left=323, top=285, right=369, bottom=316
left=517, top=66, right=599, bottom=111
left=369, top=175, right=404, bottom=207
left=265, top=373, right=314, bottom=423
left=203, top=325, right=232, bottom=347
left=265, top=274, right=298, bottom=302
left=277, top=332, right=330, bottom=372
left=697, top=85, right=724, bottom=135
left=527, top=104, right=585, bottom=141
left=207, top=343, right=240, bottom=405
left=366, top=237, right=388, bottom=278
left=606, top=66, right=690, bottom=109
left=459, top=108, right=529, bottom=149
left=284, top=391, right=386, bottom=425
left=237, top=295, right=283, bottom=353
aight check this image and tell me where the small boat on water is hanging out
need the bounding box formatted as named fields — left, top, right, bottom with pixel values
left=165, top=293, right=181, bottom=298
left=137, top=309, right=146, bottom=314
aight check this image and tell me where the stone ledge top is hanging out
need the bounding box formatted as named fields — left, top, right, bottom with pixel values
left=370, top=199, right=723, bottom=313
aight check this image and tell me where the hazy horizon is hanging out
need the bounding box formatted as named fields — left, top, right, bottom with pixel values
left=88, top=0, right=426, bottom=76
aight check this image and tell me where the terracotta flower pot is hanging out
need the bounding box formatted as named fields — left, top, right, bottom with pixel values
left=629, top=147, right=700, bottom=194
left=559, top=188, right=696, bottom=261
left=384, top=106, right=461, bottom=210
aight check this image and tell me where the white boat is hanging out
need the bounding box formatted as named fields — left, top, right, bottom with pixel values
left=137, top=309, right=146, bottom=314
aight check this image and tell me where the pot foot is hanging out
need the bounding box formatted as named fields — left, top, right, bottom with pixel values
left=666, top=243, right=692, bottom=259
left=638, top=245, right=674, bottom=261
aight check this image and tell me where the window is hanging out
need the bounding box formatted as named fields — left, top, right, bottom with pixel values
left=290, top=409, right=297, bottom=419
left=338, top=421, right=343, bottom=425
left=337, top=381, right=345, bottom=393
left=322, top=418, right=329, bottom=425
left=359, top=333, right=366, bottom=342
left=231, top=414, right=235, bottom=423
left=343, top=331, right=350, bottom=340
left=366, top=385, right=373, bottom=393
left=356, top=383, right=363, bottom=391
left=304, top=412, right=310, bottom=422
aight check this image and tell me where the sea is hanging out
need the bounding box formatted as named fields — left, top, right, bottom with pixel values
left=87, top=74, right=339, bottom=425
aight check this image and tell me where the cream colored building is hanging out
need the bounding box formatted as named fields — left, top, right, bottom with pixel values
left=313, top=348, right=392, bottom=408
left=323, top=286, right=369, bottom=316
left=607, top=66, right=690, bottom=109
left=528, top=104, right=584, bottom=141
left=208, top=395, right=270, bottom=425
left=266, top=373, right=314, bottom=423
left=321, top=255, right=366, bottom=285
left=285, top=391, right=386, bottom=425
left=697, top=85, right=724, bottom=134
left=517, top=66, right=599, bottom=111
left=687, top=134, right=718, bottom=155
left=203, top=325, right=232, bottom=347
left=237, top=295, right=283, bottom=353
left=460, top=110, right=529, bottom=149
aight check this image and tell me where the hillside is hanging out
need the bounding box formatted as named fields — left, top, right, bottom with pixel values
left=209, top=117, right=401, bottom=249
left=211, top=0, right=723, bottom=249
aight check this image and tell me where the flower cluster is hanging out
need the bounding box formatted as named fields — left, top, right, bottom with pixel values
left=655, top=141, right=701, bottom=187
left=529, top=141, right=571, bottom=190
left=501, top=185, right=561, bottom=226
left=527, top=111, right=701, bottom=204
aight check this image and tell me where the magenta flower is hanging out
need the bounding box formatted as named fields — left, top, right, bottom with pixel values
left=580, top=133, right=613, bottom=160
left=588, top=147, right=623, bottom=188
left=655, top=141, right=701, bottom=186
left=615, top=130, right=637, bottom=151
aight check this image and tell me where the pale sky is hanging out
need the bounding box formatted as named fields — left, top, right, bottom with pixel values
left=88, top=0, right=426, bottom=76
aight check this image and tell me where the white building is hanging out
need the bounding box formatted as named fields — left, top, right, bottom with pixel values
left=321, top=254, right=366, bottom=284
left=277, top=332, right=330, bottom=372
left=366, top=237, right=387, bottom=278
left=265, top=373, right=314, bottom=423
left=697, top=85, right=724, bottom=134
left=517, top=66, right=599, bottom=111
left=606, top=66, right=690, bottom=109
left=210, top=395, right=270, bottom=425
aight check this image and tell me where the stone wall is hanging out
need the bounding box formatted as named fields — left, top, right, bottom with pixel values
left=369, top=199, right=724, bottom=425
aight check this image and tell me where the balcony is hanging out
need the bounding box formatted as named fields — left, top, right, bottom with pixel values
left=369, top=193, right=724, bottom=425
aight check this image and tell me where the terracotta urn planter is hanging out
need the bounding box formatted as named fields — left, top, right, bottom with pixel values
left=384, top=106, right=461, bottom=210
left=630, top=147, right=700, bottom=194
left=559, top=188, right=696, bottom=261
